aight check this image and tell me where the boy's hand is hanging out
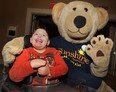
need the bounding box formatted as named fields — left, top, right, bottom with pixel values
left=30, top=59, right=47, bottom=68
left=37, top=63, right=50, bottom=76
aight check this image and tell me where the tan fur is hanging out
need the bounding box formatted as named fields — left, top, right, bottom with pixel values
left=96, top=8, right=109, bottom=30
left=97, top=81, right=115, bottom=92
left=2, top=37, right=24, bottom=67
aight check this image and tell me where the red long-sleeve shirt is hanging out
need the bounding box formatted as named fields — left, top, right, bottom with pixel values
left=9, top=47, right=68, bottom=85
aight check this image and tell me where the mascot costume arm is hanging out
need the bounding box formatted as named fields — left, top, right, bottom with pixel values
left=85, top=35, right=113, bottom=77
left=2, top=37, right=24, bottom=67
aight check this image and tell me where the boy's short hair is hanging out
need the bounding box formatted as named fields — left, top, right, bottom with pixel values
left=33, top=25, right=50, bottom=38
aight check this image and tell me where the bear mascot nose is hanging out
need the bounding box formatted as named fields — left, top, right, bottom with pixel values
left=74, top=16, right=86, bottom=28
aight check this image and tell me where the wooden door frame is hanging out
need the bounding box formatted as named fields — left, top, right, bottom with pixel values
left=25, top=8, right=52, bottom=35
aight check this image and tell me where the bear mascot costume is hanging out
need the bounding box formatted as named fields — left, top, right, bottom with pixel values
left=2, top=1, right=114, bottom=92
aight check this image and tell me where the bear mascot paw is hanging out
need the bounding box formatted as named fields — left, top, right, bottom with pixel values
left=2, top=37, right=24, bottom=67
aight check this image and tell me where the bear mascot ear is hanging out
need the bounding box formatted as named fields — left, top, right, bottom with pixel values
left=96, top=7, right=109, bottom=30
left=52, top=2, right=66, bottom=24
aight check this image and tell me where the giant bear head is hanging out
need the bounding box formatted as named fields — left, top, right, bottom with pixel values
left=52, top=1, right=109, bottom=43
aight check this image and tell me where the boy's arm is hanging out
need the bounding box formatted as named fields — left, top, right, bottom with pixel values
left=9, top=49, right=36, bottom=82
left=48, top=51, right=68, bottom=78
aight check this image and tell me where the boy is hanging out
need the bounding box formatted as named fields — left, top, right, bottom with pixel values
left=9, top=26, right=68, bottom=86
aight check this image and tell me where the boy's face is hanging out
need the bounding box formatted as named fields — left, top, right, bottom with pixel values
left=30, top=28, right=50, bottom=50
